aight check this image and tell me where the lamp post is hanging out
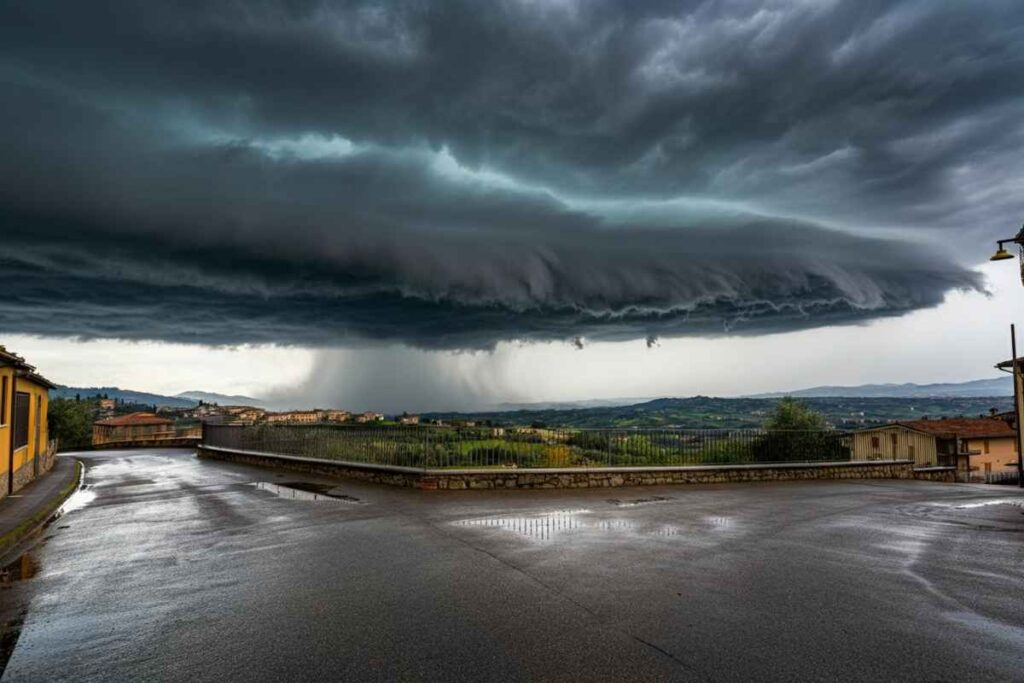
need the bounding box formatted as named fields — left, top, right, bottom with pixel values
left=990, top=225, right=1024, bottom=488
left=990, top=225, right=1024, bottom=269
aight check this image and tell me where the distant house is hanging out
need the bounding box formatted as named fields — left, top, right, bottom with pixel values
left=1, top=346, right=56, bottom=497
left=321, top=410, right=351, bottom=423
left=93, top=412, right=176, bottom=447
left=852, top=417, right=1017, bottom=480
left=218, top=406, right=266, bottom=424
left=399, top=415, right=420, bottom=425
left=265, top=411, right=320, bottom=424
left=98, top=398, right=116, bottom=410
left=355, top=412, right=384, bottom=423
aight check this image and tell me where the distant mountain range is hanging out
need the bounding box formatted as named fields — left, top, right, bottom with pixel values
left=748, top=377, right=1012, bottom=399
left=50, top=386, right=266, bottom=408
left=50, top=377, right=1012, bottom=418
left=427, top=394, right=1015, bottom=430
left=486, top=397, right=655, bottom=411
left=175, top=390, right=266, bottom=407
left=50, top=386, right=197, bottom=408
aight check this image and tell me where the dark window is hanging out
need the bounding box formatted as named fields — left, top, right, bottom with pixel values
left=0, top=376, right=6, bottom=425
left=871, top=436, right=880, bottom=449
left=890, top=433, right=897, bottom=448
left=13, top=392, right=29, bottom=450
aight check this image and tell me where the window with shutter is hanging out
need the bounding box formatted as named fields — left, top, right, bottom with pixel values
left=13, top=391, right=29, bottom=450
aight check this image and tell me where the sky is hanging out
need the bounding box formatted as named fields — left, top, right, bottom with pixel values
left=3, top=1, right=1024, bottom=411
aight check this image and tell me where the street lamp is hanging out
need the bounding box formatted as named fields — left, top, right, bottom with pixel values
left=990, top=224, right=1024, bottom=488
left=991, top=244, right=1015, bottom=261
left=990, top=225, right=1024, bottom=266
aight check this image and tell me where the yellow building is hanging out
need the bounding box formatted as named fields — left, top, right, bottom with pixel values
left=91, top=412, right=198, bottom=447
left=852, top=417, right=1016, bottom=480
left=0, top=346, right=56, bottom=498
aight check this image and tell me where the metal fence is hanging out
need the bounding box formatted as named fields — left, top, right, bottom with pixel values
left=984, top=470, right=1021, bottom=485
left=202, top=423, right=865, bottom=470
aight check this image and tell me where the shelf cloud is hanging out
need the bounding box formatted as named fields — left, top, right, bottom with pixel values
left=2, top=0, right=1020, bottom=349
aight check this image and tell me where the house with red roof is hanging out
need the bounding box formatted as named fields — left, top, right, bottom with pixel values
left=93, top=412, right=177, bottom=447
left=852, top=416, right=1018, bottom=481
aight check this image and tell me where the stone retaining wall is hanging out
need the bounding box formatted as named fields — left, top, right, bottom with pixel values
left=198, top=447, right=423, bottom=487
left=11, top=461, right=37, bottom=493
left=200, top=445, right=915, bottom=490
left=912, top=467, right=957, bottom=483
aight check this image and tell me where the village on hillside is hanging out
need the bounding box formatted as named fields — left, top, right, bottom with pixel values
left=34, top=380, right=1021, bottom=485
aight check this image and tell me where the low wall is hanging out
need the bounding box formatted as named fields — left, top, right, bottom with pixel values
left=199, top=445, right=915, bottom=490
left=90, top=437, right=201, bottom=450
left=197, top=446, right=425, bottom=487
left=912, top=466, right=957, bottom=483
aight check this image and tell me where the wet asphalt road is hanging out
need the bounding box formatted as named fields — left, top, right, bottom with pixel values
left=3, top=449, right=1024, bottom=682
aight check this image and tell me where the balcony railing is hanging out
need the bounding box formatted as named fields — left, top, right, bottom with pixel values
left=200, top=423, right=880, bottom=471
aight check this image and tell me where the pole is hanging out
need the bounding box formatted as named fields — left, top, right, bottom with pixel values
left=1012, top=325, right=1024, bottom=488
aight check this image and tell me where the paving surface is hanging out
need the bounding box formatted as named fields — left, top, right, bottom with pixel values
left=3, top=448, right=1024, bottom=682
left=0, top=457, right=78, bottom=559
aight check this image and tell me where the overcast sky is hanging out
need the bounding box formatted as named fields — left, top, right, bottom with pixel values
left=3, top=1, right=1024, bottom=410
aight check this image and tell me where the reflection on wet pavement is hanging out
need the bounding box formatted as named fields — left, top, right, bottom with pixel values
left=452, top=507, right=738, bottom=542
left=0, top=553, right=37, bottom=587
left=454, top=509, right=590, bottom=540
left=705, top=516, right=735, bottom=530
left=953, top=499, right=1024, bottom=510
left=249, top=481, right=363, bottom=503
left=606, top=496, right=672, bottom=507
left=56, top=488, right=96, bottom=516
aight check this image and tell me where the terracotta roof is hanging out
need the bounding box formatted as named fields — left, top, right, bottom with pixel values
left=0, top=346, right=56, bottom=388
left=896, top=418, right=1016, bottom=439
left=95, top=412, right=173, bottom=427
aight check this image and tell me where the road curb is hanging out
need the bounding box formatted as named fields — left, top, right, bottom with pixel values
left=0, top=461, right=83, bottom=563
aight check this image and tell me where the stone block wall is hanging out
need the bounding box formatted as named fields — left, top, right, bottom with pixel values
left=198, top=447, right=422, bottom=487
left=911, top=467, right=957, bottom=483
left=12, top=461, right=37, bottom=493
left=426, top=461, right=914, bottom=490
left=200, top=445, right=916, bottom=491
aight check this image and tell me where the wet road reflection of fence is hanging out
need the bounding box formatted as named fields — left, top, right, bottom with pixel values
left=203, top=423, right=861, bottom=470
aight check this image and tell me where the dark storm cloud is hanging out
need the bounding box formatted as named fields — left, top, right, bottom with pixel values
left=1, top=0, right=1019, bottom=348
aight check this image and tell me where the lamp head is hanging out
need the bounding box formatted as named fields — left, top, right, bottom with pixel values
left=991, top=242, right=1015, bottom=261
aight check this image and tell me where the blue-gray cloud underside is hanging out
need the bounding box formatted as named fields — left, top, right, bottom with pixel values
left=1, top=209, right=978, bottom=348
left=2, top=0, right=1017, bottom=348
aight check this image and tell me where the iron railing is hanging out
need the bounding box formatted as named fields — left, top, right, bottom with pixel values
left=197, top=423, right=913, bottom=470
left=984, top=470, right=1020, bottom=485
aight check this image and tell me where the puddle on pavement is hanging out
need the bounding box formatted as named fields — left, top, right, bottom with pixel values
left=705, top=516, right=735, bottom=530
left=56, top=487, right=97, bottom=516
left=0, top=552, right=38, bottom=587
left=249, top=481, right=363, bottom=503
left=452, top=508, right=712, bottom=542
left=953, top=499, right=1024, bottom=510
left=454, top=509, right=590, bottom=541
left=607, top=496, right=672, bottom=507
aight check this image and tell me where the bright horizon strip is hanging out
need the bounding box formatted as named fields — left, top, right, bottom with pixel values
left=4, top=260, right=1022, bottom=413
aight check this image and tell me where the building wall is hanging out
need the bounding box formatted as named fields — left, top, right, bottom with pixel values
left=0, top=370, right=51, bottom=497
left=0, top=365, right=12, bottom=494
left=93, top=423, right=178, bottom=446
left=965, top=436, right=1018, bottom=479
left=850, top=426, right=937, bottom=467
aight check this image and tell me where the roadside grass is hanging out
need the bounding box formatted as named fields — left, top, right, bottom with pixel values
left=0, top=461, right=83, bottom=561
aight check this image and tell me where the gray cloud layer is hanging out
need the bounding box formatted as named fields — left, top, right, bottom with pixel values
left=2, top=0, right=1020, bottom=348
